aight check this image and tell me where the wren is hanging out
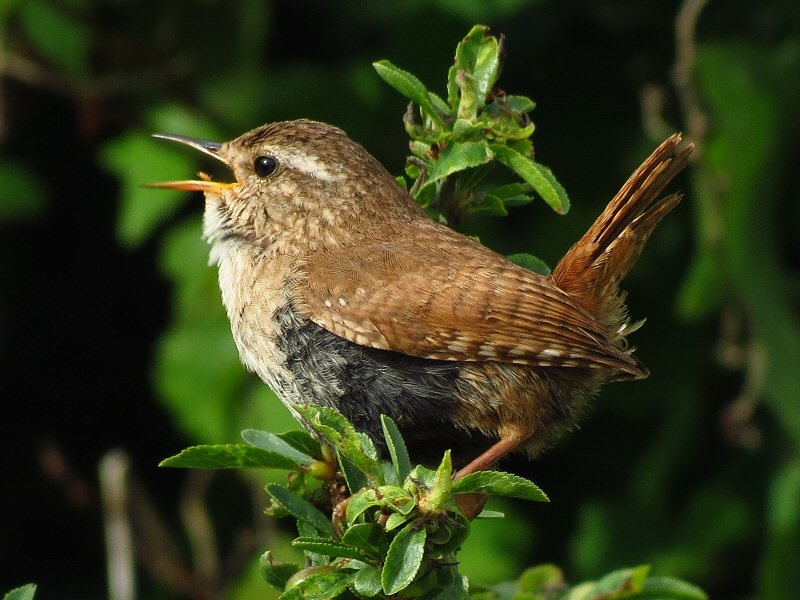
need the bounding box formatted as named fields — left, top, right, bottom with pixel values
left=150, top=120, right=693, bottom=478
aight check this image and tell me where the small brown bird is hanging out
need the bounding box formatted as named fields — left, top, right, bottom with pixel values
left=151, top=120, right=692, bottom=478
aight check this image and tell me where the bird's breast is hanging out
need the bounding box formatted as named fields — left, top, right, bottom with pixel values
left=212, top=239, right=299, bottom=394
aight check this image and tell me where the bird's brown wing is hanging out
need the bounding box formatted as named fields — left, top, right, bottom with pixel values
left=296, top=219, right=643, bottom=376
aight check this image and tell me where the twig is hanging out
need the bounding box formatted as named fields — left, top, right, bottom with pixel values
left=180, top=471, right=221, bottom=590
left=0, top=48, right=191, bottom=100
left=673, top=0, right=710, bottom=150
left=99, top=450, right=136, bottom=600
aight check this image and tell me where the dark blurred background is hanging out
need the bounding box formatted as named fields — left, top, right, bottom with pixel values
left=1, top=0, right=799, bottom=598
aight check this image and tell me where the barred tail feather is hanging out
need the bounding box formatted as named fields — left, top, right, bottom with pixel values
left=552, top=134, right=693, bottom=338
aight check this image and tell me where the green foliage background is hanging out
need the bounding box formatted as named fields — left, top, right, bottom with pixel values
left=1, top=1, right=799, bottom=598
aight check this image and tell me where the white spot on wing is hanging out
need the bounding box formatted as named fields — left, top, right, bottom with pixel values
left=540, top=348, right=562, bottom=357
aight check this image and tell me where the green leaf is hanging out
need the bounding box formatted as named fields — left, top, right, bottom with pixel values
left=406, top=463, right=439, bottom=491
left=353, top=567, right=383, bottom=597
left=3, top=584, right=37, bottom=600
left=507, top=95, right=536, bottom=113
left=677, top=250, right=726, bottom=320
left=0, top=161, right=47, bottom=223
left=292, top=537, right=371, bottom=562
left=241, top=429, right=314, bottom=466
left=283, top=568, right=355, bottom=600
left=590, top=565, right=650, bottom=597
left=490, top=144, right=570, bottom=214
left=377, top=484, right=416, bottom=507
left=147, top=103, right=222, bottom=143
left=385, top=512, right=412, bottom=531
left=638, top=576, right=708, bottom=599
left=106, top=104, right=222, bottom=247
left=19, top=0, right=89, bottom=75
left=471, top=35, right=501, bottom=108
left=506, top=253, right=551, bottom=276
left=295, top=521, right=329, bottom=567
left=159, top=444, right=299, bottom=470
left=490, top=182, right=534, bottom=208
left=518, top=564, right=565, bottom=594
left=451, top=25, right=490, bottom=115
left=453, top=471, right=549, bottom=502
left=373, top=60, right=445, bottom=128
left=258, top=551, right=301, bottom=590
left=338, top=451, right=371, bottom=495
left=425, top=141, right=494, bottom=188
left=430, top=513, right=470, bottom=555
left=428, top=569, right=468, bottom=600
left=452, top=118, right=482, bottom=141
left=346, top=488, right=380, bottom=525
left=278, top=430, right=323, bottom=460
left=265, top=483, right=334, bottom=536
left=447, top=65, right=461, bottom=111
left=342, top=523, right=390, bottom=558
left=429, top=91, right=452, bottom=116
left=295, top=405, right=381, bottom=482
left=381, top=522, right=427, bottom=595
left=381, top=415, right=412, bottom=482
left=455, top=69, right=479, bottom=121
left=101, top=131, right=193, bottom=247
left=465, top=194, right=508, bottom=218
left=421, top=451, right=454, bottom=513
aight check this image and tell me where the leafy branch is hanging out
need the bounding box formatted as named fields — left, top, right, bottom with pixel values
left=160, top=405, right=704, bottom=600
left=374, top=25, right=569, bottom=234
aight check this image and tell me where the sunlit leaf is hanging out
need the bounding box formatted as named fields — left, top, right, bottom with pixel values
left=295, top=405, right=381, bottom=482
left=265, top=484, right=334, bottom=536
left=159, top=444, right=300, bottom=470
left=346, top=488, right=380, bottom=525
left=424, top=141, right=494, bottom=189
left=373, top=60, right=445, bottom=128
left=385, top=512, right=412, bottom=532
left=381, top=522, right=427, bottom=595
left=639, top=576, right=708, bottom=599
left=518, top=563, right=565, bottom=594
left=471, top=33, right=501, bottom=108
left=278, top=430, right=322, bottom=460
left=589, top=565, right=650, bottom=597
left=381, top=415, right=412, bottom=483
left=241, top=429, right=314, bottom=466
left=490, top=145, right=570, bottom=214
left=283, top=568, right=354, bottom=600
left=353, top=566, right=383, bottom=598
left=292, top=537, right=371, bottom=562
left=3, top=584, right=37, bottom=600
left=453, top=471, right=549, bottom=502
left=506, top=95, right=536, bottom=113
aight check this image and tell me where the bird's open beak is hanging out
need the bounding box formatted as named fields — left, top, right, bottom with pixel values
left=146, top=134, right=237, bottom=192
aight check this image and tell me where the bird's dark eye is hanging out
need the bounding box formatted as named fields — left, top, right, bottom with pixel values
left=254, top=155, right=279, bottom=177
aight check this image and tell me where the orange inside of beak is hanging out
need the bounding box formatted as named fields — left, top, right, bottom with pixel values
left=146, top=171, right=238, bottom=192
